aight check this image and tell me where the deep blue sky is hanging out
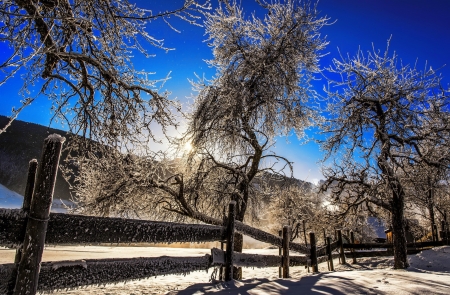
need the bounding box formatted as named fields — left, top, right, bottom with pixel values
left=1, top=0, right=450, bottom=183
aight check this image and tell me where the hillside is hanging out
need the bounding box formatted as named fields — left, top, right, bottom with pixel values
left=0, top=116, right=314, bottom=204
left=0, top=116, right=72, bottom=200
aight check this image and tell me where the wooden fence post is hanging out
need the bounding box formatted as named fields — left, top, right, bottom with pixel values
left=326, top=237, right=334, bottom=271
left=433, top=224, right=438, bottom=242
left=225, top=201, right=236, bottom=281
left=445, top=211, right=449, bottom=245
left=219, top=206, right=226, bottom=281
left=337, top=229, right=346, bottom=264
left=309, top=232, right=318, bottom=273
left=350, top=231, right=357, bottom=264
left=278, top=230, right=282, bottom=278
left=23, top=159, right=38, bottom=212
left=7, top=160, right=38, bottom=295
left=302, top=220, right=308, bottom=248
left=447, top=222, right=450, bottom=246
left=323, top=228, right=326, bottom=245
left=335, top=229, right=340, bottom=264
left=282, top=225, right=290, bottom=278
left=219, top=241, right=224, bottom=281
left=14, top=134, right=65, bottom=295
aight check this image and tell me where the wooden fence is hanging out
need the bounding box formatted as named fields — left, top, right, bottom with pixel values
left=332, top=225, right=450, bottom=266
left=0, top=135, right=339, bottom=295
left=5, top=135, right=446, bottom=294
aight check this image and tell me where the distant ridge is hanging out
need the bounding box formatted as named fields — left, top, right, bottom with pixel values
left=0, top=115, right=314, bottom=203
left=0, top=115, right=72, bottom=200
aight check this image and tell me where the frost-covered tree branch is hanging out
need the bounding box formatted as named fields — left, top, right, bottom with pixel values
left=67, top=0, right=328, bottom=280
left=319, top=43, right=450, bottom=269
left=0, top=0, right=210, bottom=144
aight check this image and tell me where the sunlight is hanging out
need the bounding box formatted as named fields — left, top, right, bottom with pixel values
left=183, top=141, right=193, bottom=153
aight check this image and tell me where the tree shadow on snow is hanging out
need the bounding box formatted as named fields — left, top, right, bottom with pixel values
left=168, top=273, right=383, bottom=295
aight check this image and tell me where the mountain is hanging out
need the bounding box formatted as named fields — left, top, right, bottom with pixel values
left=0, top=115, right=315, bottom=204
left=0, top=116, right=72, bottom=201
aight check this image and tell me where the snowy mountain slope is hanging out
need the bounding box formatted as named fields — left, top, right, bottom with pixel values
left=0, top=183, right=23, bottom=208
left=0, top=183, right=72, bottom=212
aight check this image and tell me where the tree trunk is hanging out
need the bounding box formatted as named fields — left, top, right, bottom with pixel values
left=233, top=232, right=243, bottom=279
left=391, top=191, right=409, bottom=269
left=427, top=177, right=436, bottom=241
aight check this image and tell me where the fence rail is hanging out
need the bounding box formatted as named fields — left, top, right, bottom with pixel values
left=4, top=135, right=446, bottom=294
left=1, top=134, right=327, bottom=295
left=339, top=231, right=449, bottom=264
left=0, top=209, right=226, bottom=246
left=1, top=255, right=211, bottom=292
left=235, top=221, right=309, bottom=254
left=342, top=241, right=446, bottom=249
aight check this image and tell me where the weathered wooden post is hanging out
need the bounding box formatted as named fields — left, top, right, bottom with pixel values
left=441, top=220, right=445, bottom=242
left=282, top=225, right=290, bottom=278
left=447, top=222, right=450, bottom=246
left=14, top=134, right=65, bottom=295
left=219, top=206, right=226, bottom=281
left=433, top=224, right=438, bottom=242
left=337, top=229, right=346, bottom=264
left=225, top=201, right=236, bottom=281
left=23, top=159, right=38, bottom=212
left=445, top=211, right=449, bottom=245
left=431, top=223, right=435, bottom=242
left=326, top=236, right=334, bottom=271
left=350, top=231, right=357, bottom=264
left=302, top=220, right=308, bottom=248
left=278, top=230, right=282, bottom=278
left=325, top=236, right=330, bottom=271
left=322, top=228, right=328, bottom=270
left=309, top=232, right=318, bottom=272
left=7, top=160, right=38, bottom=295
left=335, top=229, right=340, bottom=264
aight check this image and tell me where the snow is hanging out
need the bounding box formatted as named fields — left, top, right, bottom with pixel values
left=0, top=183, right=23, bottom=209
left=0, top=183, right=73, bottom=212
left=1, top=184, right=449, bottom=294
left=46, top=133, right=66, bottom=143
left=51, top=260, right=87, bottom=270
left=1, top=245, right=449, bottom=294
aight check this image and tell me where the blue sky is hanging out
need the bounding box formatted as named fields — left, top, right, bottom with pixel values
left=1, top=0, right=450, bottom=183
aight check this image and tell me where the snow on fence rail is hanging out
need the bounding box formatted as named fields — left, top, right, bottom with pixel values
left=0, top=209, right=226, bottom=246
left=234, top=221, right=309, bottom=254
left=0, top=135, right=340, bottom=294
left=1, top=255, right=211, bottom=292
left=339, top=231, right=450, bottom=265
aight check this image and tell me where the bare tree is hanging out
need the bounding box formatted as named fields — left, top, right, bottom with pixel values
left=68, top=0, right=329, bottom=280
left=181, top=0, right=327, bottom=277
left=0, top=0, right=209, bottom=147
left=185, top=0, right=328, bottom=220
left=319, top=44, right=450, bottom=268
left=405, top=150, right=450, bottom=240
left=265, top=183, right=333, bottom=242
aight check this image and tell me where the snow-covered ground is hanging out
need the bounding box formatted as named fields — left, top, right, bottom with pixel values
left=1, top=245, right=449, bottom=294
left=0, top=183, right=72, bottom=212
left=2, top=184, right=449, bottom=294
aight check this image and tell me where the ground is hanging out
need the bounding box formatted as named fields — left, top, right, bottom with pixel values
left=1, top=185, right=449, bottom=294
left=1, top=246, right=449, bottom=294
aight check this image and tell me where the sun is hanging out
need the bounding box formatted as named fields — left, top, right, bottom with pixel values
left=183, top=141, right=193, bottom=153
